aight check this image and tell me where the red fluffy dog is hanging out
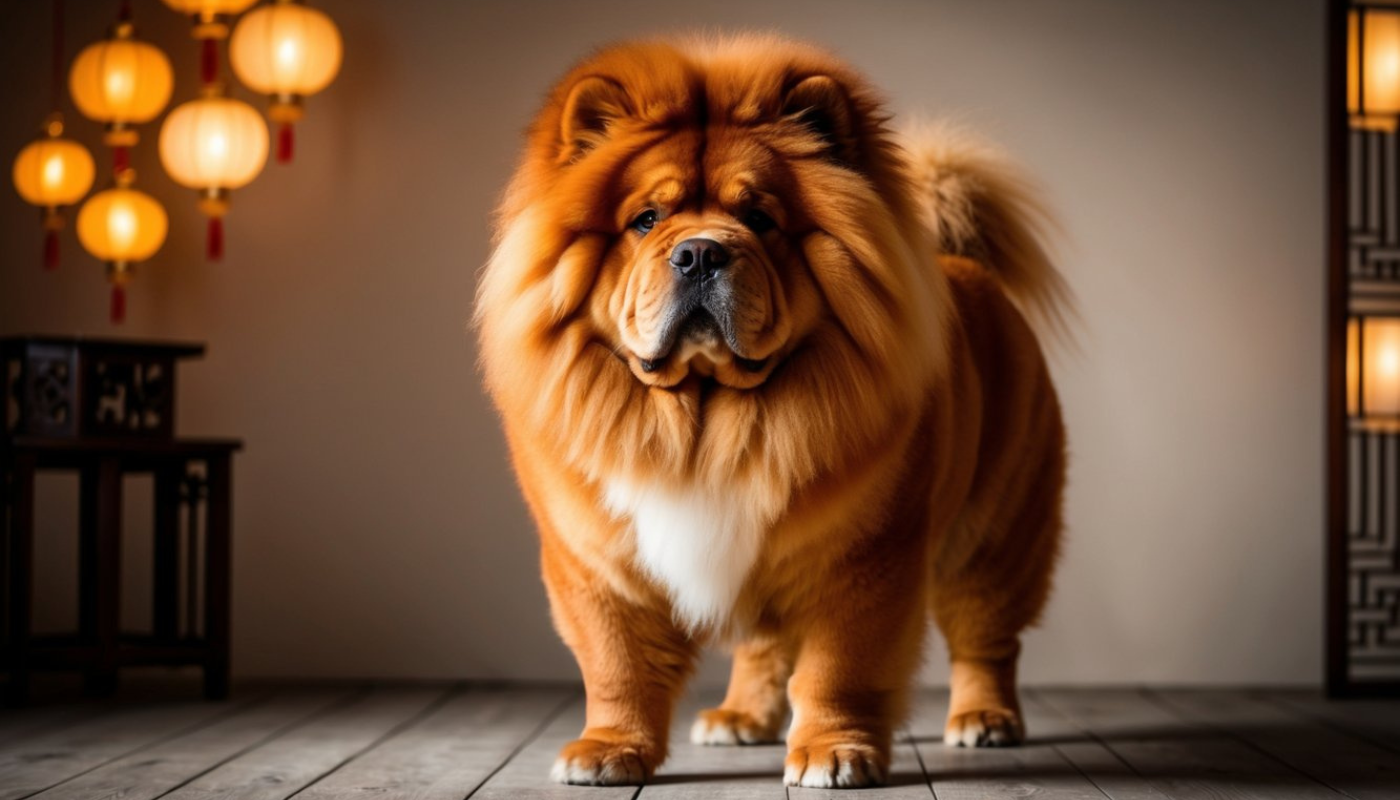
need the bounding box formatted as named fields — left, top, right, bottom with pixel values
left=476, top=34, right=1070, bottom=789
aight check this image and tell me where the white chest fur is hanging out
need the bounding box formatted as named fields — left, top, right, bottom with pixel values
left=604, top=479, right=770, bottom=631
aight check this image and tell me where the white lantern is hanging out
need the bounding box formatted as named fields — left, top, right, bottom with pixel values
left=159, top=86, right=269, bottom=260
left=230, top=0, right=342, bottom=162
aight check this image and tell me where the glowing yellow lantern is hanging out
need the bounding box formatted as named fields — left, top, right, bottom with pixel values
left=161, top=0, right=260, bottom=30
left=77, top=172, right=169, bottom=324
left=159, top=86, right=269, bottom=260
left=160, top=0, right=259, bottom=84
left=12, top=116, right=96, bottom=269
left=229, top=0, right=342, bottom=162
left=1348, top=316, right=1400, bottom=418
left=1350, top=8, right=1400, bottom=131
left=69, top=20, right=174, bottom=168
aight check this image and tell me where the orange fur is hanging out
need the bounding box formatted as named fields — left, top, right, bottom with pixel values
left=476, top=34, right=1068, bottom=789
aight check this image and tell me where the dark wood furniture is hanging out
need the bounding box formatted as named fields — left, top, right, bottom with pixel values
left=1, top=336, right=241, bottom=703
left=1328, top=1, right=1400, bottom=697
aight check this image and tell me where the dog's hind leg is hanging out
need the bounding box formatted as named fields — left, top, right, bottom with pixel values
left=691, top=635, right=795, bottom=745
left=930, top=428, right=1064, bottom=748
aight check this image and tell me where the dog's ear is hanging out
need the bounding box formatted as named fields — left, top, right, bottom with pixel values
left=782, top=75, right=858, bottom=162
left=560, top=77, right=632, bottom=159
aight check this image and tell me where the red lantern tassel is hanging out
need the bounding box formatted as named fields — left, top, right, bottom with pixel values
left=277, top=122, right=294, bottom=163
left=113, top=145, right=129, bottom=174
left=110, top=284, right=126, bottom=324
left=207, top=216, right=224, bottom=261
left=201, top=37, right=218, bottom=84
left=43, top=229, right=59, bottom=270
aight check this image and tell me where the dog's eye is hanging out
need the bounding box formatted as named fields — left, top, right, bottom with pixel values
left=744, top=209, right=776, bottom=233
left=631, top=210, right=658, bottom=234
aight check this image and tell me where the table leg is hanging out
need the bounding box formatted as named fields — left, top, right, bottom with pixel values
left=4, top=454, right=36, bottom=707
left=153, top=467, right=181, bottom=641
left=203, top=456, right=231, bottom=700
left=79, top=458, right=122, bottom=698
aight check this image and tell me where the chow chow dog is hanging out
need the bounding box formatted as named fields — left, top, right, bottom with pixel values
left=476, top=33, right=1069, bottom=789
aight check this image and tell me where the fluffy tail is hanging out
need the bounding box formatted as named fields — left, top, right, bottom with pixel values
left=900, top=121, right=1077, bottom=348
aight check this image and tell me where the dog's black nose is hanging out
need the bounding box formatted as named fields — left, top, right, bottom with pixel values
left=669, top=238, right=729, bottom=279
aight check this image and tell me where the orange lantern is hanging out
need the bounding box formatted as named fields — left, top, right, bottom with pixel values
left=1351, top=8, right=1400, bottom=131
left=77, top=171, right=169, bottom=323
left=12, top=116, right=97, bottom=269
left=159, top=85, right=269, bottom=259
left=69, top=17, right=174, bottom=171
left=1348, top=316, right=1400, bottom=418
left=12, top=2, right=95, bottom=270
left=160, top=0, right=259, bottom=84
left=229, top=0, right=341, bottom=162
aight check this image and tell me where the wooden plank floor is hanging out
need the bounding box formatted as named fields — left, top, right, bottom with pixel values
left=1, top=684, right=1397, bottom=799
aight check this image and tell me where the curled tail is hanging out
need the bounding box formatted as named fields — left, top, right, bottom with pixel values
left=900, top=122, right=1077, bottom=349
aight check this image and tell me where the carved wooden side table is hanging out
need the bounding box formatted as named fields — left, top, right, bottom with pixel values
left=1, top=336, right=241, bottom=704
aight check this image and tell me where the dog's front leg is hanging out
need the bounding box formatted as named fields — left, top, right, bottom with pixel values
left=541, top=539, right=696, bottom=786
left=782, top=551, right=927, bottom=789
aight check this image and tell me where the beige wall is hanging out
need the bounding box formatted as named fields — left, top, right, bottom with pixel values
left=0, top=0, right=1325, bottom=685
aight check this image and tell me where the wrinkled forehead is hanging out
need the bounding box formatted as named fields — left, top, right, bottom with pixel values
left=617, top=126, right=783, bottom=211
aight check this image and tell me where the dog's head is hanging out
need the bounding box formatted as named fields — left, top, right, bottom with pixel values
left=478, top=35, right=947, bottom=486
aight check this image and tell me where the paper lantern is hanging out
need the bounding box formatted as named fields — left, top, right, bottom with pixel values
left=160, top=0, right=259, bottom=83
left=1350, top=8, right=1400, bottom=131
left=230, top=0, right=342, bottom=162
left=77, top=174, right=169, bottom=323
left=69, top=20, right=174, bottom=168
left=161, top=0, right=259, bottom=26
left=1348, top=316, right=1400, bottom=418
left=12, top=116, right=96, bottom=269
left=159, top=87, right=269, bottom=259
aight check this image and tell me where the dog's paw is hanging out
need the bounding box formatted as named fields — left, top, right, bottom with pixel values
left=783, top=742, right=888, bottom=788
left=550, top=738, right=651, bottom=785
left=691, top=708, right=783, bottom=745
left=944, top=708, right=1024, bottom=748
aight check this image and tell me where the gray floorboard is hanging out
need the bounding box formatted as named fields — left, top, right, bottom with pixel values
left=0, top=705, right=106, bottom=744
left=468, top=692, right=632, bottom=800
left=643, top=689, right=787, bottom=800
left=0, top=693, right=267, bottom=800
left=156, top=687, right=446, bottom=800
left=1260, top=690, right=1400, bottom=756
left=4, top=686, right=1397, bottom=799
left=909, top=688, right=1111, bottom=799
left=1037, top=689, right=1348, bottom=800
left=299, top=686, right=574, bottom=800
left=1020, top=689, right=1172, bottom=800
left=27, top=690, right=351, bottom=800
left=1150, top=689, right=1400, bottom=800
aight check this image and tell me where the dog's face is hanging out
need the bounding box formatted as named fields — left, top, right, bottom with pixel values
left=587, top=121, right=823, bottom=391
left=479, top=37, right=946, bottom=485
left=545, top=60, right=887, bottom=395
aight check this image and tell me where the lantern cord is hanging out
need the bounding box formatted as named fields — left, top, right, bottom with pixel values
left=117, top=0, right=132, bottom=23
left=113, top=145, right=129, bottom=175
left=278, top=123, right=294, bottom=163
left=201, top=37, right=218, bottom=85
left=44, top=230, right=60, bottom=270
left=51, top=0, right=64, bottom=114
left=110, top=284, right=126, bottom=324
left=207, top=217, right=224, bottom=261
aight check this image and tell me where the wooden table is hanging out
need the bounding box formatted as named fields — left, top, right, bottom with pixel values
left=1, top=337, right=241, bottom=704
